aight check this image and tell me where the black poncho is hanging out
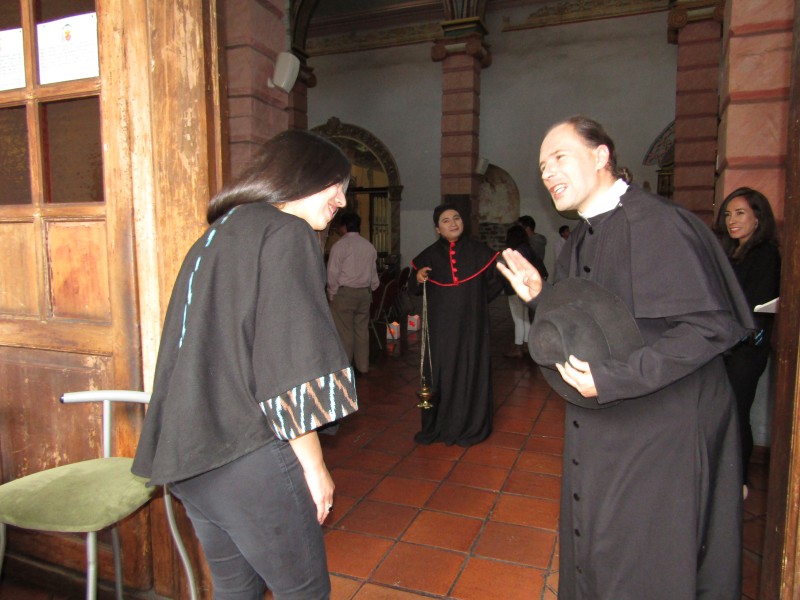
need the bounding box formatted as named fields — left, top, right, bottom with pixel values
left=133, top=203, right=358, bottom=486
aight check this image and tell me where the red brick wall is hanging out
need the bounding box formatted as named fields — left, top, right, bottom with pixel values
left=221, top=0, right=294, bottom=178
left=673, top=19, right=723, bottom=223
left=440, top=53, right=482, bottom=197
left=717, top=0, right=793, bottom=226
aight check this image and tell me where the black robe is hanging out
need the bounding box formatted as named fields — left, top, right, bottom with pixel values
left=410, top=236, right=503, bottom=446
left=539, top=185, right=753, bottom=599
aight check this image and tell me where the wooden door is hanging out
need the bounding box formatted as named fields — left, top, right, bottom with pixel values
left=0, top=0, right=222, bottom=596
left=0, top=0, right=149, bottom=588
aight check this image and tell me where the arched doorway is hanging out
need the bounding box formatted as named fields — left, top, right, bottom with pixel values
left=313, top=117, right=403, bottom=270
left=643, top=121, right=675, bottom=200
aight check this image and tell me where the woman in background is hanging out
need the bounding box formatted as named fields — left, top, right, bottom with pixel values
left=714, top=187, right=781, bottom=494
left=502, top=224, right=547, bottom=358
left=133, top=130, right=358, bottom=600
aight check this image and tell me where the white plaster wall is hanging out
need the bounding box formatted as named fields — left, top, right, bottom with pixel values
left=481, top=9, right=677, bottom=275
left=307, top=44, right=442, bottom=264
left=308, top=10, right=676, bottom=270
left=306, top=9, right=778, bottom=447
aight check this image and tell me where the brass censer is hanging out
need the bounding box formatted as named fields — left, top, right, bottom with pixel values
left=416, top=376, right=435, bottom=410
left=416, top=281, right=436, bottom=410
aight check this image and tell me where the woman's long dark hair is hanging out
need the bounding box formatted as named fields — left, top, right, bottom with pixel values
left=206, top=129, right=351, bottom=224
left=713, top=187, right=778, bottom=261
left=551, top=115, right=632, bottom=183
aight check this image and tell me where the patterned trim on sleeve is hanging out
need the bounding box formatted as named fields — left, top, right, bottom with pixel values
left=259, top=366, right=359, bottom=440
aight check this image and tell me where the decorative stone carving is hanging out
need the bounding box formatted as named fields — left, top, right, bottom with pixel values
left=306, top=22, right=442, bottom=57
left=312, top=117, right=402, bottom=204
left=503, top=0, right=668, bottom=31
left=430, top=32, right=491, bottom=68
left=667, top=0, right=724, bottom=43
left=312, top=118, right=403, bottom=256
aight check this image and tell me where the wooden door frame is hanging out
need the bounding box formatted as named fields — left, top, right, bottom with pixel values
left=761, top=4, right=800, bottom=597
left=100, top=0, right=224, bottom=597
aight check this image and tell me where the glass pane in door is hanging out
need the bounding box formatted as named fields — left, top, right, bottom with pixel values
left=36, top=0, right=96, bottom=23
left=0, top=106, right=32, bottom=205
left=41, top=96, right=104, bottom=203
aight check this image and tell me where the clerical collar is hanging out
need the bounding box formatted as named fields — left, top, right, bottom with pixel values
left=579, top=179, right=629, bottom=219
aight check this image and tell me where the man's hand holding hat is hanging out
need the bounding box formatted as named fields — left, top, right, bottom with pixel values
left=556, top=355, right=597, bottom=398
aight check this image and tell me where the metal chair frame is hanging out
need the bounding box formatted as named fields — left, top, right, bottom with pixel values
left=369, top=277, right=399, bottom=349
left=0, top=390, right=198, bottom=600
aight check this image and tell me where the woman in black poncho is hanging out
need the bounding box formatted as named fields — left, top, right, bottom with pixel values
left=132, top=130, right=358, bottom=600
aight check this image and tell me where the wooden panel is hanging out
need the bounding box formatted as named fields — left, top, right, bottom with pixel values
left=46, top=220, right=111, bottom=321
left=0, top=344, right=153, bottom=588
left=0, top=319, right=112, bottom=354
left=0, top=346, right=112, bottom=479
left=0, top=221, right=38, bottom=316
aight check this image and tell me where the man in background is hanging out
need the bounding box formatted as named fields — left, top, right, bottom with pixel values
left=554, top=224, right=570, bottom=258
left=327, top=211, right=380, bottom=374
left=518, top=215, right=547, bottom=262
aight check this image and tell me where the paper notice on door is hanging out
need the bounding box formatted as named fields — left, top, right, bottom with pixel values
left=0, top=28, right=25, bottom=91
left=37, top=12, right=99, bottom=85
left=754, top=298, right=779, bottom=314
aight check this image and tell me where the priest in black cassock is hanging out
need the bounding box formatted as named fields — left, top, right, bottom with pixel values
left=409, top=204, right=504, bottom=447
left=498, top=116, right=753, bottom=600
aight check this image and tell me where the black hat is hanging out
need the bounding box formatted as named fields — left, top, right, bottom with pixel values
left=529, top=278, right=643, bottom=409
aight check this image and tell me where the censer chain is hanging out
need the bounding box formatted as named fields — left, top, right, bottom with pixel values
left=417, top=280, right=435, bottom=409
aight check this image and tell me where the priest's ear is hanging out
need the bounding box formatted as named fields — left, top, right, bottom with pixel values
left=593, top=144, right=610, bottom=171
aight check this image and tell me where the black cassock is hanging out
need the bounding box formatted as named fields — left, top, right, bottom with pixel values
left=410, top=236, right=503, bottom=447
left=540, top=185, right=753, bottom=600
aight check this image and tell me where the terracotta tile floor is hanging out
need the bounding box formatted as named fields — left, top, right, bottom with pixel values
left=0, top=299, right=770, bottom=599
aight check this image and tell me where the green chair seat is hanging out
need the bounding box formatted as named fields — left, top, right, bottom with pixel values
left=0, top=457, right=155, bottom=532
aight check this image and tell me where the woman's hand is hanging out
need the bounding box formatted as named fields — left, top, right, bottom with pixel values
left=416, top=267, right=432, bottom=284
left=288, top=431, right=335, bottom=524
left=555, top=355, right=597, bottom=398
left=301, top=461, right=335, bottom=524
left=496, top=248, right=543, bottom=302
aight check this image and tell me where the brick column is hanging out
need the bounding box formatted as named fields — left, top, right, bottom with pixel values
left=668, top=2, right=724, bottom=223
left=717, top=0, right=793, bottom=223
left=221, top=0, right=294, bottom=177
left=432, top=20, right=490, bottom=236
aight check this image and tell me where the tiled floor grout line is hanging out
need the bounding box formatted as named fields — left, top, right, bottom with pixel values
left=332, top=358, right=563, bottom=598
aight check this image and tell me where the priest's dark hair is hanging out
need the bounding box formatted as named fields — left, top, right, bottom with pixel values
left=433, top=203, right=460, bottom=226
left=552, top=115, right=632, bottom=184
left=713, top=186, right=778, bottom=262
left=207, top=129, right=351, bottom=224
